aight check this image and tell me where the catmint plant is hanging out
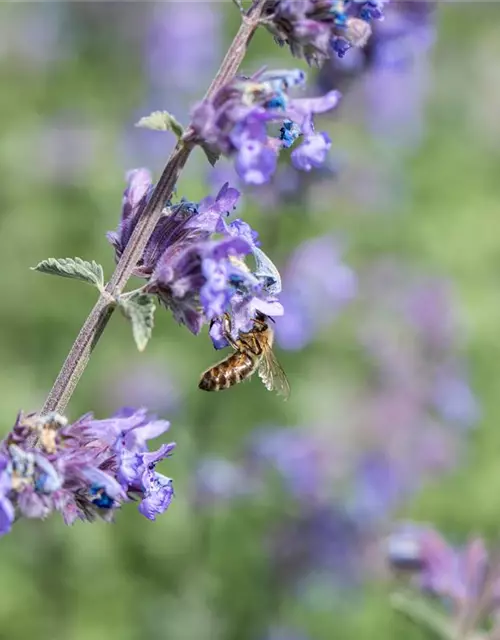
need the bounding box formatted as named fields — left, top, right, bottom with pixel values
left=388, top=524, right=500, bottom=640
left=0, top=0, right=386, bottom=536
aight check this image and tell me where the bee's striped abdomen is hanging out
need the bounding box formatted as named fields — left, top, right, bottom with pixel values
left=198, top=353, right=258, bottom=392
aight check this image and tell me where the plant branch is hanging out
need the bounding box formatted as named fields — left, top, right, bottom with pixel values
left=41, top=1, right=266, bottom=416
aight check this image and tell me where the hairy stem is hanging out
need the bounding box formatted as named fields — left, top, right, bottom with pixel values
left=41, top=2, right=265, bottom=416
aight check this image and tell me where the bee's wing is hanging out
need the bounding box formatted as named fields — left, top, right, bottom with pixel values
left=257, top=343, right=290, bottom=400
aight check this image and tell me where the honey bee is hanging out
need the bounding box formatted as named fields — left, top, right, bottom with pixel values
left=199, top=312, right=290, bottom=399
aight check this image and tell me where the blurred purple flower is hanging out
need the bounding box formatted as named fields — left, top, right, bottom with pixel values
left=35, top=115, right=99, bottom=184
left=107, top=360, right=181, bottom=417
left=126, top=2, right=222, bottom=169
left=268, top=503, right=363, bottom=587
left=387, top=524, right=496, bottom=614
left=0, top=5, right=68, bottom=69
left=432, top=366, right=480, bottom=429
left=246, top=428, right=325, bottom=502
left=264, top=627, right=310, bottom=640
left=291, top=132, right=332, bottom=171
left=194, top=457, right=255, bottom=505
left=318, top=1, right=436, bottom=149
left=145, top=2, right=221, bottom=98
left=276, top=236, right=357, bottom=350
left=350, top=451, right=406, bottom=523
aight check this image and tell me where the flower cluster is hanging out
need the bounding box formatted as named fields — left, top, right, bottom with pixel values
left=262, top=0, right=388, bottom=65
left=191, top=68, right=340, bottom=185
left=0, top=409, right=175, bottom=535
left=108, top=170, right=283, bottom=345
left=388, top=524, right=500, bottom=635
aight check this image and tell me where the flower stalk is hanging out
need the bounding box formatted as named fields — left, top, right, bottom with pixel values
left=41, top=1, right=266, bottom=416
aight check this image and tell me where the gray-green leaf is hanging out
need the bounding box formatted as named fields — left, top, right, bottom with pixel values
left=135, top=110, right=184, bottom=138
left=31, top=257, right=104, bottom=289
left=201, top=143, right=220, bottom=167
left=119, top=294, right=156, bottom=352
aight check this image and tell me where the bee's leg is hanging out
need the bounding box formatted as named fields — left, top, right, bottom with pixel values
left=218, top=312, right=240, bottom=351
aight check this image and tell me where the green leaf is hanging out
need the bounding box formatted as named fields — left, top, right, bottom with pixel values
left=135, top=110, right=185, bottom=138
left=31, top=257, right=104, bottom=289
left=201, top=143, right=220, bottom=167
left=119, top=294, right=156, bottom=352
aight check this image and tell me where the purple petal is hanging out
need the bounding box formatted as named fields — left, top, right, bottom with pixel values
left=138, top=471, right=174, bottom=520
left=235, top=140, right=278, bottom=186
left=0, top=497, right=14, bottom=535
left=291, top=132, right=332, bottom=172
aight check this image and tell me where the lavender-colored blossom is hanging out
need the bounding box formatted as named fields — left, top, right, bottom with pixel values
left=108, top=173, right=232, bottom=278
left=291, top=132, right=332, bottom=171
left=191, top=69, right=340, bottom=184
left=0, top=455, right=14, bottom=535
left=387, top=524, right=496, bottom=614
left=107, top=359, right=181, bottom=416
left=245, top=428, right=325, bottom=502
left=126, top=2, right=222, bottom=170
left=149, top=235, right=253, bottom=334
left=145, top=2, right=221, bottom=99
left=108, top=173, right=284, bottom=344
left=262, top=0, right=386, bottom=65
left=318, top=1, right=436, bottom=149
left=276, top=236, right=357, bottom=350
left=0, top=409, right=176, bottom=533
left=431, top=366, right=480, bottom=429
left=268, top=503, right=363, bottom=587
left=194, top=457, right=255, bottom=505
left=138, top=469, right=174, bottom=520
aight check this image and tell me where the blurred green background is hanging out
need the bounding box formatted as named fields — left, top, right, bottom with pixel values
left=1, top=2, right=500, bottom=639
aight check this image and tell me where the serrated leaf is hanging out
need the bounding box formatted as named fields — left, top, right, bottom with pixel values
left=135, top=110, right=185, bottom=138
left=119, top=294, right=156, bottom=352
left=31, top=257, right=104, bottom=289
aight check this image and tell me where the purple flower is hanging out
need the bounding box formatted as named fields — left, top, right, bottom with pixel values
left=276, top=236, right=357, bottom=350
left=149, top=235, right=253, bottom=334
left=108, top=170, right=285, bottom=348
left=431, top=366, right=480, bottom=429
left=318, top=1, right=436, bottom=150
left=0, top=455, right=14, bottom=535
left=145, top=3, right=221, bottom=98
left=107, top=359, right=181, bottom=416
left=387, top=524, right=495, bottom=614
left=191, top=69, right=339, bottom=183
left=262, top=0, right=385, bottom=65
left=291, top=132, right=332, bottom=171
left=138, top=467, right=174, bottom=521
left=194, top=457, right=255, bottom=505
left=0, top=409, right=176, bottom=534
left=108, top=177, right=239, bottom=278
left=106, top=168, right=154, bottom=271
left=245, top=428, right=325, bottom=501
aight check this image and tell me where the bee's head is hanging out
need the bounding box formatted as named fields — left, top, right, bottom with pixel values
left=255, top=311, right=275, bottom=325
